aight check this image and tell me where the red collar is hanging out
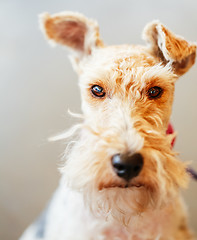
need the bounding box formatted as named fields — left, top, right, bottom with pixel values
left=166, top=123, right=176, bottom=147
left=166, top=123, right=197, bottom=180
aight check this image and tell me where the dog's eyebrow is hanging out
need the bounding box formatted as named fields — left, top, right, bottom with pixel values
left=136, top=64, right=176, bottom=89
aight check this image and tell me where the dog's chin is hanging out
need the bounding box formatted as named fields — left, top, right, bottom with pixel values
left=86, top=181, right=155, bottom=224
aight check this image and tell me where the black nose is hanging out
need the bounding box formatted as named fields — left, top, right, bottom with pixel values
left=111, top=153, right=143, bottom=181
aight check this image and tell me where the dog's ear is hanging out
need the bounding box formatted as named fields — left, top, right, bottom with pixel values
left=143, top=21, right=196, bottom=75
left=39, top=12, right=103, bottom=58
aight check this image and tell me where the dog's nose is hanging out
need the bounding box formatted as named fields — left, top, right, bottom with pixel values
left=111, top=153, right=143, bottom=181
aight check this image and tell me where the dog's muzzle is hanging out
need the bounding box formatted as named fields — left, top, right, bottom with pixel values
left=111, top=153, right=143, bottom=181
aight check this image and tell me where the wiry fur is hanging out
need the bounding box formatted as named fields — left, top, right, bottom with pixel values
left=20, top=12, right=196, bottom=240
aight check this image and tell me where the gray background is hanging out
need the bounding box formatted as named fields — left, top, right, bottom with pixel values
left=1, top=0, right=197, bottom=239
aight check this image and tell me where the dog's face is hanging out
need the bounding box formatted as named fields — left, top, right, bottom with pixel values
left=40, top=12, right=196, bottom=223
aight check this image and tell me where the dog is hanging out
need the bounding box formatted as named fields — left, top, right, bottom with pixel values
left=20, top=11, right=196, bottom=240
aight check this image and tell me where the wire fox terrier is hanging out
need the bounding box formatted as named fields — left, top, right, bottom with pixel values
left=20, top=12, right=196, bottom=240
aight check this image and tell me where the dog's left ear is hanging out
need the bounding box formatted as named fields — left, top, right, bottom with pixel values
left=143, top=21, right=197, bottom=75
left=39, top=12, right=103, bottom=61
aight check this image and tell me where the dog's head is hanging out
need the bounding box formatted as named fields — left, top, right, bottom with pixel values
left=40, top=12, right=196, bottom=224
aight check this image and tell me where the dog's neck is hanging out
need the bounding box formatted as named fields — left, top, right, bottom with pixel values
left=99, top=198, right=183, bottom=240
left=58, top=180, right=184, bottom=240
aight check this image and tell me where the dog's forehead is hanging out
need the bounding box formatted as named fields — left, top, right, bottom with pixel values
left=80, top=45, right=176, bottom=88
left=87, top=45, right=155, bottom=69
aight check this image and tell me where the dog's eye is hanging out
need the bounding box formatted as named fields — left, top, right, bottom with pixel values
left=147, top=86, right=163, bottom=99
left=91, top=85, right=106, bottom=98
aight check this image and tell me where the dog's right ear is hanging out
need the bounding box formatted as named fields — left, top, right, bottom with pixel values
left=39, top=12, right=103, bottom=61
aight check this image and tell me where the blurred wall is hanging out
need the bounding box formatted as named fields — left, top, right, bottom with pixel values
left=1, top=0, right=197, bottom=239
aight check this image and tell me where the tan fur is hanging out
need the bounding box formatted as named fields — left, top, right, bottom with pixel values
left=143, top=20, right=196, bottom=75
left=40, top=12, right=103, bottom=54
left=40, top=12, right=196, bottom=240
